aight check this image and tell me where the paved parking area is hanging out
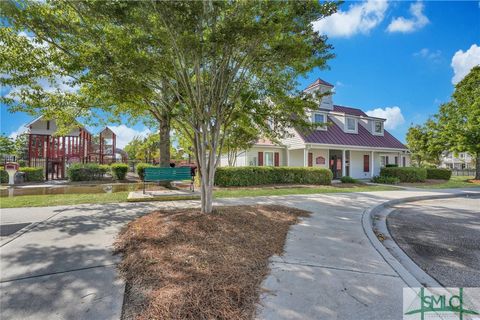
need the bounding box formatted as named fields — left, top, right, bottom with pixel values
left=387, top=196, right=480, bottom=287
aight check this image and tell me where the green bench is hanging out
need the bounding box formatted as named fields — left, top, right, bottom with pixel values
left=143, top=167, right=194, bottom=193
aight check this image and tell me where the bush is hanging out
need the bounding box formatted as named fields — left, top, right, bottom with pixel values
left=0, top=170, right=7, bottom=183
left=111, top=163, right=128, bottom=180
left=67, top=163, right=109, bottom=181
left=380, top=167, right=427, bottom=182
left=214, top=167, right=332, bottom=187
left=372, top=175, right=400, bottom=184
left=17, top=159, right=27, bottom=167
left=385, top=164, right=398, bottom=168
left=137, top=163, right=155, bottom=180
left=426, top=168, right=452, bottom=180
left=340, top=176, right=358, bottom=183
left=20, top=167, right=44, bottom=182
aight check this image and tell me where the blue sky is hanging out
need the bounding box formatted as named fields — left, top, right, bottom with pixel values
left=1, top=0, right=479, bottom=146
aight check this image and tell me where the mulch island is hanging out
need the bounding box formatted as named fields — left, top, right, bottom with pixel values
left=115, top=205, right=309, bottom=320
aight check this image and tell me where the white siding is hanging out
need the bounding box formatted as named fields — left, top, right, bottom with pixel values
left=349, top=151, right=372, bottom=179
left=288, top=149, right=304, bottom=167
left=29, top=119, right=80, bottom=136
left=246, top=147, right=286, bottom=166
left=280, top=127, right=305, bottom=149
left=308, top=149, right=329, bottom=169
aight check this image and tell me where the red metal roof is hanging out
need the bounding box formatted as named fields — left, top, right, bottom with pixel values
left=332, top=105, right=368, bottom=117
left=299, top=117, right=407, bottom=150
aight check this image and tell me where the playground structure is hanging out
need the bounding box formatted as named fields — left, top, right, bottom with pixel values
left=26, top=117, right=128, bottom=180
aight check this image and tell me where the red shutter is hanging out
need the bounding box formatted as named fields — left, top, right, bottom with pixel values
left=308, top=152, right=313, bottom=167
left=363, top=155, right=370, bottom=172
left=274, top=152, right=280, bottom=166
left=258, top=152, right=263, bottom=166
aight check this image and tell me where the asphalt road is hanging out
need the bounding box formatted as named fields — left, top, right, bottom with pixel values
left=387, top=196, right=480, bottom=287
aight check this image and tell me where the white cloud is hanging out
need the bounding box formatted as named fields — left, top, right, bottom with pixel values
left=451, top=44, right=480, bottom=84
left=387, top=1, right=429, bottom=33
left=312, top=0, right=388, bottom=38
left=8, top=123, right=28, bottom=139
left=366, top=106, right=405, bottom=130
left=108, top=125, right=152, bottom=149
left=413, top=48, right=442, bottom=63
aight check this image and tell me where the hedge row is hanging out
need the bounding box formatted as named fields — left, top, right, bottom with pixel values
left=214, top=167, right=332, bottom=187
left=111, top=163, right=129, bottom=180
left=21, top=167, right=44, bottom=182
left=372, top=175, right=400, bottom=184
left=426, top=168, right=452, bottom=180
left=67, top=163, right=110, bottom=181
left=136, top=163, right=155, bottom=180
left=379, top=167, right=427, bottom=182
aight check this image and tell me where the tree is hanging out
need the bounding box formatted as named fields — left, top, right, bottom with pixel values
left=124, top=136, right=143, bottom=161
left=0, top=134, right=15, bottom=157
left=406, top=120, right=443, bottom=167
left=1, top=1, right=337, bottom=213
left=436, top=66, right=480, bottom=179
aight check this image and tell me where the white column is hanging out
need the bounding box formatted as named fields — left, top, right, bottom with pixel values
left=342, top=149, right=346, bottom=177
left=303, top=148, right=308, bottom=167
left=371, top=151, right=375, bottom=178
left=286, top=148, right=290, bottom=167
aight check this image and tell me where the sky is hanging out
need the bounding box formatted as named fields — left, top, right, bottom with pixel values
left=1, top=0, right=479, bottom=147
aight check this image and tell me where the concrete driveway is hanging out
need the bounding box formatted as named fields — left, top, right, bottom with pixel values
left=1, top=188, right=478, bottom=320
left=387, top=196, right=480, bottom=287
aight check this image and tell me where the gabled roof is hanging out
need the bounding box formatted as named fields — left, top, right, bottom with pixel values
left=305, top=78, right=334, bottom=91
left=298, top=117, right=407, bottom=150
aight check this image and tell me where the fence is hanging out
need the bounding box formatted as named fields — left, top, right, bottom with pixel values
left=452, top=169, right=476, bottom=176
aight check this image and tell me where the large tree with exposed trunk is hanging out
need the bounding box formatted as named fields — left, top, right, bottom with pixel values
left=1, top=0, right=337, bottom=212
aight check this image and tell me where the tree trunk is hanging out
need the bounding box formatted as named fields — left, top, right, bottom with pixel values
left=159, top=111, right=171, bottom=167
left=476, top=152, right=480, bottom=180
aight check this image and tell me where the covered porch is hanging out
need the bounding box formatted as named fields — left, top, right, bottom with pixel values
left=286, top=146, right=409, bottom=179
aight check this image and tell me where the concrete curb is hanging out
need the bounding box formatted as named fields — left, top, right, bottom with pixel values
left=362, top=191, right=478, bottom=288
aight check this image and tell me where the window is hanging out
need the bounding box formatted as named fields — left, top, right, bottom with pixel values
left=380, top=156, right=386, bottom=167
left=395, top=156, right=398, bottom=165
left=402, top=156, right=406, bottom=167
left=265, top=152, right=274, bottom=166
left=363, top=155, right=370, bottom=172
left=313, top=113, right=325, bottom=124
left=346, top=117, right=357, bottom=132
left=374, top=121, right=383, bottom=134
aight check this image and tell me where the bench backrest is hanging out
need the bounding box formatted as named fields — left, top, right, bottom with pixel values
left=144, top=167, right=192, bottom=182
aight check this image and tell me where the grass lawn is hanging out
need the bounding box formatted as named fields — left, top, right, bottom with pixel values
left=115, top=205, right=309, bottom=319
left=401, top=176, right=480, bottom=189
left=0, top=184, right=399, bottom=208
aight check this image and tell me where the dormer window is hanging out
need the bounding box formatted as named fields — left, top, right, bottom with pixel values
left=345, top=117, right=357, bottom=133
left=312, top=112, right=327, bottom=130
left=373, top=120, right=383, bottom=134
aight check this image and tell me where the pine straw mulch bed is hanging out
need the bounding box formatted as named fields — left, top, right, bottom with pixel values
left=114, top=205, right=310, bottom=320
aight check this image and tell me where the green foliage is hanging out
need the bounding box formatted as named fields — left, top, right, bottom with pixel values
left=20, top=167, right=44, bottom=182
left=371, top=175, right=400, bottom=185
left=111, top=163, right=128, bottom=180
left=0, top=170, right=8, bottom=183
left=136, top=163, right=155, bottom=180
left=17, top=159, right=27, bottom=167
left=385, top=164, right=398, bottom=168
left=380, top=167, right=427, bottom=182
left=67, top=163, right=109, bottom=181
left=0, top=134, right=15, bottom=155
left=426, top=168, right=452, bottom=180
left=406, top=120, right=443, bottom=167
left=340, top=176, right=358, bottom=183
left=214, top=167, right=332, bottom=187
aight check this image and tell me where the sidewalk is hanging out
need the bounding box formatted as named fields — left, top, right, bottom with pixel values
left=1, top=188, right=478, bottom=319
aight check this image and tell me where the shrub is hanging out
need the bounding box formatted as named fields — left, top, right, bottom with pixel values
left=136, top=163, right=155, bottom=180
left=20, top=167, right=44, bottom=182
left=111, top=163, right=128, bottom=180
left=0, top=170, right=7, bottom=183
left=372, top=175, right=400, bottom=184
left=17, top=159, right=27, bottom=167
left=385, top=164, right=398, bottom=168
left=214, top=166, right=332, bottom=187
left=380, top=167, right=427, bottom=183
left=67, top=163, right=109, bottom=181
left=340, top=176, right=358, bottom=183
left=426, top=168, right=452, bottom=180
